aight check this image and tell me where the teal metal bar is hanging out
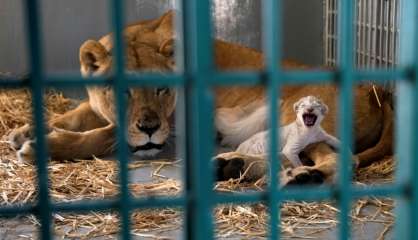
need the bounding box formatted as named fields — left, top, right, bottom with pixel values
left=338, top=0, right=355, bottom=239
left=281, top=71, right=337, bottom=84
left=262, top=0, right=281, bottom=239
left=23, top=0, right=52, bottom=239
left=395, top=0, right=416, bottom=239
left=182, top=0, right=215, bottom=239
left=0, top=204, right=36, bottom=216
left=355, top=68, right=412, bottom=82
left=1, top=69, right=413, bottom=89
left=412, top=0, right=418, bottom=238
left=109, top=0, right=131, bottom=239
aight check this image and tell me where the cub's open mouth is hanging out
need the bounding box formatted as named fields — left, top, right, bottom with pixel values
left=302, top=113, right=317, bottom=127
left=130, top=142, right=164, bottom=152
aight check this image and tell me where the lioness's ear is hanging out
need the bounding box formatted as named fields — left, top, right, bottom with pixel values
left=79, top=40, right=110, bottom=75
left=159, top=38, right=174, bottom=57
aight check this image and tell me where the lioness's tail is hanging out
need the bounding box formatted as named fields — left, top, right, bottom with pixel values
left=216, top=105, right=269, bottom=147
left=356, top=86, right=393, bottom=167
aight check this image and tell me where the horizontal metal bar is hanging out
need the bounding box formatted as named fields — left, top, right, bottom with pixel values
left=280, top=186, right=334, bottom=201
left=355, top=68, right=412, bottom=81
left=45, top=74, right=185, bottom=87
left=214, top=192, right=266, bottom=204
left=131, top=197, right=186, bottom=209
left=52, top=199, right=118, bottom=213
left=214, top=187, right=333, bottom=204
left=0, top=204, right=36, bottom=216
left=351, top=184, right=407, bottom=198
left=126, top=74, right=185, bottom=87
left=0, top=80, right=28, bottom=88
left=281, top=70, right=337, bottom=84
left=211, top=72, right=263, bottom=86
left=2, top=69, right=410, bottom=89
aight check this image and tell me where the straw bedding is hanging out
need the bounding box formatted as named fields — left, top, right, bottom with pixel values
left=0, top=89, right=395, bottom=239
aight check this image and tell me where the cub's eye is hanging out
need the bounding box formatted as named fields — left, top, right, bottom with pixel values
left=155, top=88, right=169, bottom=96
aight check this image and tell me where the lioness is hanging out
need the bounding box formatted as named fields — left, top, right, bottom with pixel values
left=9, top=10, right=393, bottom=185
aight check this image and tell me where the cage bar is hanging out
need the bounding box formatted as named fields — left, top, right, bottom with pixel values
left=338, top=0, right=355, bottom=239
left=23, top=0, right=52, bottom=239
left=181, top=0, right=215, bottom=239
left=262, top=0, right=281, bottom=237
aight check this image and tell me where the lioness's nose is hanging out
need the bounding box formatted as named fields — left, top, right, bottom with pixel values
left=307, top=108, right=314, bottom=113
left=137, top=109, right=161, bottom=137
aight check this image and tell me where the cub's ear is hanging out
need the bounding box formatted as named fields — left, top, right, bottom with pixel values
left=320, top=101, right=329, bottom=115
left=293, top=99, right=303, bottom=112
left=79, top=40, right=110, bottom=75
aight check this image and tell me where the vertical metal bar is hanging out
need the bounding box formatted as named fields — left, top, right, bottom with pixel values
left=338, top=0, right=354, bottom=239
left=334, top=0, right=338, bottom=66
left=412, top=0, right=418, bottom=238
left=262, top=0, right=281, bottom=238
left=360, top=0, right=367, bottom=68
left=372, top=0, right=378, bottom=68
left=367, top=0, right=372, bottom=68
left=379, top=0, right=384, bottom=66
left=390, top=0, right=396, bottom=67
left=23, top=1, right=52, bottom=239
left=384, top=0, right=390, bottom=67
left=109, top=0, right=131, bottom=239
left=356, top=0, right=360, bottom=66
left=325, top=0, right=330, bottom=65
left=182, top=0, right=214, bottom=239
left=395, top=0, right=415, bottom=238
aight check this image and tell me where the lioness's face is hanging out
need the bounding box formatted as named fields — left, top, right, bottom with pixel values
left=79, top=38, right=176, bottom=157
left=293, top=96, right=328, bottom=128
left=126, top=87, right=176, bottom=157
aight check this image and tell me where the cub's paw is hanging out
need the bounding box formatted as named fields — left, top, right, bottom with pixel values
left=17, top=140, right=35, bottom=163
left=8, top=124, right=33, bottom=150
left=281, top=167, right=325, bottom=187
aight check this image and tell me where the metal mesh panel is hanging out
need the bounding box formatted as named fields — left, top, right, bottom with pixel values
left=324, top=0, right=400, bottom=68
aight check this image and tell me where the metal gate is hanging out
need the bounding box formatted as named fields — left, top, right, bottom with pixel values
left=0, top=0, right=417, bottom=239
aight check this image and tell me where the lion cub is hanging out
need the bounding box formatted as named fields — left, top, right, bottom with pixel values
left=236, top=96, right=340, bottom=167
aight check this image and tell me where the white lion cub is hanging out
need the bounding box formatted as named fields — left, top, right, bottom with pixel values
left=236, top=96, right=340, bottom=167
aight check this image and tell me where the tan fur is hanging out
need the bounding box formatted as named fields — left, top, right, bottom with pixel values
left=9, top=10, right=393, bottom=185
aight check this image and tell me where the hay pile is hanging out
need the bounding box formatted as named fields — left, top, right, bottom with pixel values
left=0, top=89, right=395, bottom=239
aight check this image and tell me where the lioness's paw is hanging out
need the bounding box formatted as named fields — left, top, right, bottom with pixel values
left=17, top=140, right=35, bottom=163
left=214, top=153, right=245, bottom=181
left=281, top=167, right=324, bottom=187
left=8, top=124, right=33, bottom=150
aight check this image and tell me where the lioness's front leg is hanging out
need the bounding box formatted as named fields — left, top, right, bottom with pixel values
left=9, top=101, right=112, bottom=162
left=17, top=124, right=116, bottom=162
left=301, top=142, right=358, bottom=183
left=9, top=102, right=107, bottom=150
left=214, top=152, right=325, bottom=186
left=215, top=152, right=268, bottom=182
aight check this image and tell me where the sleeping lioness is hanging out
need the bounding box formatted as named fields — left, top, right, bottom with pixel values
left=9, top=10, right=393, bottom=185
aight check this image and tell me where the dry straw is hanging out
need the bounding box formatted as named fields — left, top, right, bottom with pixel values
left=0, top=89, right=395, bottom=239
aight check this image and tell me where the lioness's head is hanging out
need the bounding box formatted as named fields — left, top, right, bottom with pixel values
left=293, top=96, right=328, bottom=128
left=79, top=30, right=176, bottom=157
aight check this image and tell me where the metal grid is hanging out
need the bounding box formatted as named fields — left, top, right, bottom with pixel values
left=324, top=0, right=400, bottom=68
left=0, top=0, right=417, bottom=239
